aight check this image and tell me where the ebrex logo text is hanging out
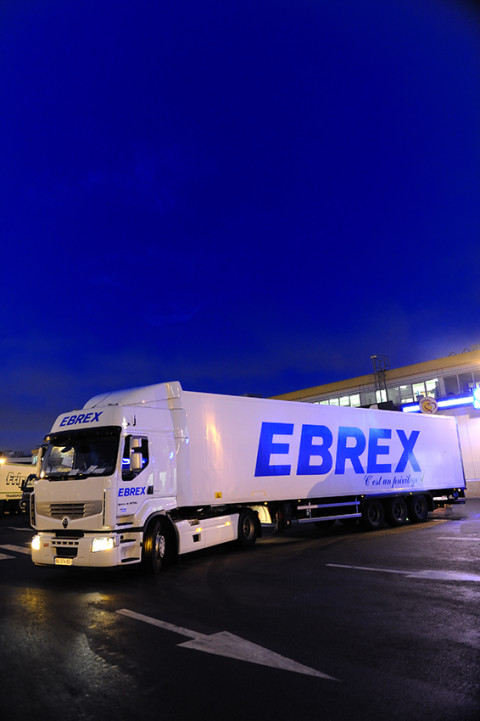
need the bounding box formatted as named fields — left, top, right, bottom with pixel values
left=59, top=411, right=103, bottom=427
left=254, top=422, right=421, bottom=476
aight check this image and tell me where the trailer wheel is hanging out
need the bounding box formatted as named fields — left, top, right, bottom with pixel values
left=385, top=497, right=408, bottom=526
left=237, top=509, right=258, bottom=548
left=408, top=495, right=428, bottom=523
left=362, top=500, right=385, bottom=531
left=142, top=518, right=172, bottom=574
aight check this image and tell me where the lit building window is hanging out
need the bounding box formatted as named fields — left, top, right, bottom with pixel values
left=362, top=391, right=376, bottom=406
left=389, top=387, right=401, bottom=405
left=400, top=385, right=413, bottom=404
left=425, top=378, right=438, bottom=397
left=412, top=382, right=426, bottom=399
left=349, top=394, right=361, bottom=407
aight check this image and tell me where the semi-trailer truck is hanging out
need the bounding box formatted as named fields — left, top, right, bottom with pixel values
left=0, top=461, right=36, bottom=515
left=30, top=381, right=465, bottom=571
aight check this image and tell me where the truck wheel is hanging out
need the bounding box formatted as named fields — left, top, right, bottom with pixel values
left=362, top=500, right=384, bottom=531
left=142, top=518, right=171, bottom=574
left=237, top=509, right=258, bottom=547
left=385, top=497, right=408, bottom=526
left=408, top=495, right=428, bottom=523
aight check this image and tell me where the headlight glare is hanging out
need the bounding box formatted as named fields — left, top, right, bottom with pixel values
left=91, top=536, right=116, bottom=553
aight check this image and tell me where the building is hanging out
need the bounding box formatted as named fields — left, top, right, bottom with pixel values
left=273, top=348, right=480, bottom=498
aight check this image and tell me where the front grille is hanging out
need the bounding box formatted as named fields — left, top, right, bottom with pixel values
left=54, top=545, right=78, bottom=558
left=36, top=501, right=103, bottom=519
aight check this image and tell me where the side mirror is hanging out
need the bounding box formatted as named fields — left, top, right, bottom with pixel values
left=130, top=437, right=144, bottom=472
left=130, top=451, right=143, bottom=472
left=22, top=474, right=37, bottom=492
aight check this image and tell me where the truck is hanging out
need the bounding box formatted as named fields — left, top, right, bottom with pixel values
left=30, top=381, right=465, bottom=571
left=0, top=461, right=36, bottom=515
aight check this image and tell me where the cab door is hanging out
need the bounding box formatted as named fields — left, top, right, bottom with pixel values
left=117, top=435, right=150, bottom=517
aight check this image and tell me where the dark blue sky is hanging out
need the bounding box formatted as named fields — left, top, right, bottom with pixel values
left=1, top=0, right=479, bottom=451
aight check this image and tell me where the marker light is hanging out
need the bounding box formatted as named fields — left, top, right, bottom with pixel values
left=32, top=535, right=41, bottom=551
left=91, top=536, right=117, bottom=553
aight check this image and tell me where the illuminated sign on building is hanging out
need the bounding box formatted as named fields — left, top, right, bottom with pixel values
left=403, top=394, right=477, bottom=413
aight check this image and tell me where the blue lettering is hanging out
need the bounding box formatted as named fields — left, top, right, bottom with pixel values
left=335, top=426, right=366, bottom=474
left=254, top=422, right=421, bottom=477
left=118, top=486, right=146, bottom=497
left=367, top=428, right=392, bottom=473
left=297, top=424, right=333, bottom=474
left=255, top=422, right=293, bottom=476
left=395, top=430, right=421, bottom=472
left=58, top=411, right=103, bottom=427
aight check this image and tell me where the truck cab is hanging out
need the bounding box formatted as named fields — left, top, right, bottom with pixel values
left=31, top=398, right=178, bottom=568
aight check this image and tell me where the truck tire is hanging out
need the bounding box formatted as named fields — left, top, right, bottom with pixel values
left=237, top=509, right=259, bottom=548
left=142, top=518, right=172, bottom=574
left=385, top=497, right=408, bottom=526
left=362, top=499, right=384, bottom=531
left=408, top=494, right=428, bottom=523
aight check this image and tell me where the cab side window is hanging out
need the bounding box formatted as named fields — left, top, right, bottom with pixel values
left=122, top=436, right=149, bottom=481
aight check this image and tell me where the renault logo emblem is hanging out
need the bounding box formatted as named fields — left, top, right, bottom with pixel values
left=62, top=517, right=69, bottom=529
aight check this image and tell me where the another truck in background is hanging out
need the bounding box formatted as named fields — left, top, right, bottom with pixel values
left=30, top=381, right=465, bottom=571
left=0, top=458, right=37, bottom=515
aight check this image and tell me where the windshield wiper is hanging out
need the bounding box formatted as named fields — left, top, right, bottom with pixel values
left=47, top=471, right=86, bottom=480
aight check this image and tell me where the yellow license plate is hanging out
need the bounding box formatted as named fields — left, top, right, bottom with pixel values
left=55, top=557, right=73, bottom=566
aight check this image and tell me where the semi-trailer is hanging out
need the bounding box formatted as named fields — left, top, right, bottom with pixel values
left=30, top=381, right=465, bottom=571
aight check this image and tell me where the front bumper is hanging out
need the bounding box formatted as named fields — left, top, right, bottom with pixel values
left=31, top=531, right=143, bottom=568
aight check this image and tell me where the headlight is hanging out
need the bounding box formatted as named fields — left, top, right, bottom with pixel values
left=31, top=535, right=41, bottom=551
left=91, top=536, right=116, bottom=553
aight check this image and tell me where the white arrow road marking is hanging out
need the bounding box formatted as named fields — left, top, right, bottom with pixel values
left=327, top=563, right=480, bottom=582
left=437, top=536, right=480, bottom=542
left=0, top=544, right=31, bottom=555
left=117, top=608, right=338, bottom=680
left=0, top=552, right=15, bottom=561
left=8, top=527, right=33, bottom=532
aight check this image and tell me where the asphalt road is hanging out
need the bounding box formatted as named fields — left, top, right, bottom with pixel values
left=1, top=501, right=479, bottom=721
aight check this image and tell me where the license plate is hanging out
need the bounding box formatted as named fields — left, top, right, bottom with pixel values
left=55, top=557, right=73, bottom=566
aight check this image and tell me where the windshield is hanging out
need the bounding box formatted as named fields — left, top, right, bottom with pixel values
left=41, top=426, right=121, bottom=480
